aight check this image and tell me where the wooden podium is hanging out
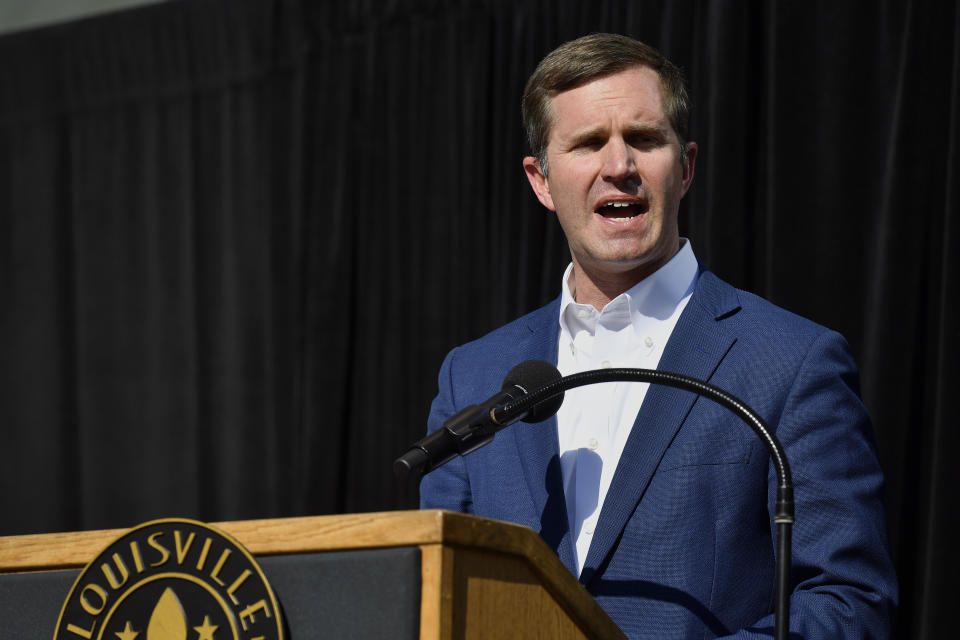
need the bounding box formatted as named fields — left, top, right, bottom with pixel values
left=0, top=510, right=625, bottom=639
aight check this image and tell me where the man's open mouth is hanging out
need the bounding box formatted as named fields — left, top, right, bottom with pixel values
left=596, top=200, right=648, bottom=221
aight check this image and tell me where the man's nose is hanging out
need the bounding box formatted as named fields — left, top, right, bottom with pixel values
left=600, top=138, right=639, bottom=183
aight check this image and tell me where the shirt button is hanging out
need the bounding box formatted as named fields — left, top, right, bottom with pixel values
left=584, top=526, right=594, bottom=535
left=644, top=336, right=654, bottom=348
left=587, top=437, right=599, bottom=450
left=601, top=360, right=612, bottom=368
left=569, top=343, right=576, bottom=355
left=577, top=308, right=591, bottom=318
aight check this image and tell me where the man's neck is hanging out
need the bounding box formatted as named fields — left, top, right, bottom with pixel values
left=568, top=260, right=668, bottom=311
left=568, top=239, right=687, bottom=310
left=568, top=272, right=629, bottom=311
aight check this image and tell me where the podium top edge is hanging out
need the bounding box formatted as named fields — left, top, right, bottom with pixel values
left=0, top=510, right=539, bottom=572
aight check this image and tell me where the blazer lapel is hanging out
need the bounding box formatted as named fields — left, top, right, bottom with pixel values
left=579, top=269, right=742, bottom=585
left=507, top=298, right=579, bottom=575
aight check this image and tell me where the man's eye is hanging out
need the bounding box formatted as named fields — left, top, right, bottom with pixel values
left=575, top=139, right=603, bottom=150
left=629, top=135, right=660, bottom=148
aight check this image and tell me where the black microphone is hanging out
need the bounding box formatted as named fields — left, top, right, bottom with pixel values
left=393, top=359, right=563, bottom=479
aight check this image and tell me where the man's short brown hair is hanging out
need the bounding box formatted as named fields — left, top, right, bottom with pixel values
left=521, top=33, right=690, bottom=173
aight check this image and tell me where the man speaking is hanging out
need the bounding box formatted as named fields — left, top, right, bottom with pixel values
left=420, top=33, right=896, bottom=638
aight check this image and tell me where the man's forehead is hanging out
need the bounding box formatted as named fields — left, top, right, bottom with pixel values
left=546, top=66, right=669, bottom=136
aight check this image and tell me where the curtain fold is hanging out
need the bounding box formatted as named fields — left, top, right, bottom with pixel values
left=1, top=0, right=956, bottom=636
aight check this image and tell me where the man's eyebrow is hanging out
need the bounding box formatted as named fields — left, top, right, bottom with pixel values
left=623, top=123, right=670, bottom=138
left=564, top=127, right=607, bottom=146
left=564, top=123, right=670, bottom=147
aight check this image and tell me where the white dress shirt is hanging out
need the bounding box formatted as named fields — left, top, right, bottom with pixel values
left=556, top=240, right=699, bottom=575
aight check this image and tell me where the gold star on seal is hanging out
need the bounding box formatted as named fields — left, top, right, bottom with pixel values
left=115, top=621, right=139, bottom=640
left=194, top=615, right=218, bottom=640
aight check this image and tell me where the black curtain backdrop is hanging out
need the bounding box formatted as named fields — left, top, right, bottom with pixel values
left=1, top=0, right=956, bottom=637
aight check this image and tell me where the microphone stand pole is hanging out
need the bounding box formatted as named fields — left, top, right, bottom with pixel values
left=494, top=368, right=793, bottom=640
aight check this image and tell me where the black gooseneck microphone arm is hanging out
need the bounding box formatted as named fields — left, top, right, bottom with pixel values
left=494, top=367, right=794, bottom=640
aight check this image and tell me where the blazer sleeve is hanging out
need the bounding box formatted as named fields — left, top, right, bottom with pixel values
left=418, top=346, right=474, bottom=514
left=728, top=329, right=898, bottom=638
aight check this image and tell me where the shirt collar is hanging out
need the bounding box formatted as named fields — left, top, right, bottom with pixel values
left=559, top=239, right=699, bottom=337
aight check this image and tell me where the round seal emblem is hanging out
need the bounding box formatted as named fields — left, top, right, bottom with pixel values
left=54, top=518, right=284, bottom=640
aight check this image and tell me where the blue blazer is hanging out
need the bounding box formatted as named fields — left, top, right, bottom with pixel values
left=420, top=267, right=896, bottom=638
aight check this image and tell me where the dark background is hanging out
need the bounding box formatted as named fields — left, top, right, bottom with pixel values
left=1, top=0, right=956, bottom=637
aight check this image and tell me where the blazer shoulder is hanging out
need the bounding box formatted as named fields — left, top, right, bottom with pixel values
left=694, top=268, right=838, bottom=343
left=448, top=297, right=561, bottom=363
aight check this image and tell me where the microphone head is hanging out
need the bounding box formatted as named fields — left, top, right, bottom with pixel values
left=502, top=359, right=564, bottom=423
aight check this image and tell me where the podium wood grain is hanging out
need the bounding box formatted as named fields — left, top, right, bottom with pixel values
left=0, top=510, right=625, bottom=639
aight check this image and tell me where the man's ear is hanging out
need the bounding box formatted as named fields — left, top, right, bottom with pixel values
left=680, top=142, right=698, bottom=198
left=522, top=156, right=556, bottom=211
